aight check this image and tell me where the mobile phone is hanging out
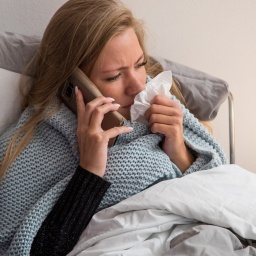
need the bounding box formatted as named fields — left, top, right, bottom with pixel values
left=59, top=68, right=124, bottom=147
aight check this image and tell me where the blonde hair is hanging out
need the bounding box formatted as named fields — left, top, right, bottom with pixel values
left=0, top=0, right=147, bottom=177
left=0, top=0, right=210, bottom=178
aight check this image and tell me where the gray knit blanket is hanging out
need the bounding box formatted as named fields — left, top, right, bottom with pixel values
left=0, top=96, right=226, bottom=255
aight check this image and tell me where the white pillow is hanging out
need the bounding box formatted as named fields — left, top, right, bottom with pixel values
left=0, top=68, right=31, bottom=135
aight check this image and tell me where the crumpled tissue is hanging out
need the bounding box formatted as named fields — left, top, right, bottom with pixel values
left=130, top=70, right=172, bottom=124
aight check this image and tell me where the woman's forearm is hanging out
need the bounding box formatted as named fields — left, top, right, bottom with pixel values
left=30, top=165, right=110, bottom=256
left=171, top=144, right=196, bottom=173
left=163, top=140, right=196, bottom=173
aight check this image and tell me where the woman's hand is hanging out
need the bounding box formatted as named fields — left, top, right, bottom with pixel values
left=144, top=95, right=194, bottom=173
left=75, top=87, right=132, bottom=177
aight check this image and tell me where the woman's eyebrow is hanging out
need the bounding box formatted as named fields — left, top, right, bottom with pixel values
left=102, top=54, right=144, bottom=73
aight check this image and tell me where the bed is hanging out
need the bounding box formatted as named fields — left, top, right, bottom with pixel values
left=0, top=31, right=255, bottom=255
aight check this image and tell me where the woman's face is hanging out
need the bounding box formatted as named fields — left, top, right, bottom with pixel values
left=88, top=28, right=147, bottom=120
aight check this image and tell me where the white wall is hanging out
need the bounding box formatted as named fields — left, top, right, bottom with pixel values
left=1, top=0, right=255, bottom=171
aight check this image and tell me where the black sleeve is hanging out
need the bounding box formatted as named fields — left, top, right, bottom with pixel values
left=30, top=165, right=111, bottom=256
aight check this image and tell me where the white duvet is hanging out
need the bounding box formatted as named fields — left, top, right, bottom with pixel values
left=68, top=165, right=256, bottom=256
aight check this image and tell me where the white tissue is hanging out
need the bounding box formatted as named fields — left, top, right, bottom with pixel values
left=130, top=70, right=172, bottom=124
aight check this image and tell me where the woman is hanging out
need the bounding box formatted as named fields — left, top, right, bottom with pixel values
left=0, top=0, right=226, bottom=255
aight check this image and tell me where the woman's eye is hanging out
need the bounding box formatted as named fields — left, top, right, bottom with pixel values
left=106, top=73, right=121, bottom=82
left=136, top=60, right=147, bottom=68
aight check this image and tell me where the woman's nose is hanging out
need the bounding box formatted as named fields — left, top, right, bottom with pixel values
left=125, top=74, right=145, bottom=96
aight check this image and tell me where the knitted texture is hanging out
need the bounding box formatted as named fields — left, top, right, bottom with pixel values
left=0, top=105, right=78, bottom=256
left=0, top=96, right=226, bottom=255
left=98, top=95, right=226, bottom=210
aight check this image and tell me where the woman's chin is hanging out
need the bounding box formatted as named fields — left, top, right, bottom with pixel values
left=118, top=108, right=130, bottom=120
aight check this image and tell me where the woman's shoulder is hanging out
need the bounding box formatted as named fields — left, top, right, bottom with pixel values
left=0, top=106, right=32, bottom=146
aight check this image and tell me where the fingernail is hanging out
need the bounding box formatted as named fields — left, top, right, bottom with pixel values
left=106, top=97, right=115, bottom=102
left=75, top=86, right=79, bottom=95
left=113, top=103, right=120, bottom=108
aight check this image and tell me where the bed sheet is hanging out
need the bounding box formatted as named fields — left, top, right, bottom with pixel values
left=68, top=164, right=256, bottom=256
